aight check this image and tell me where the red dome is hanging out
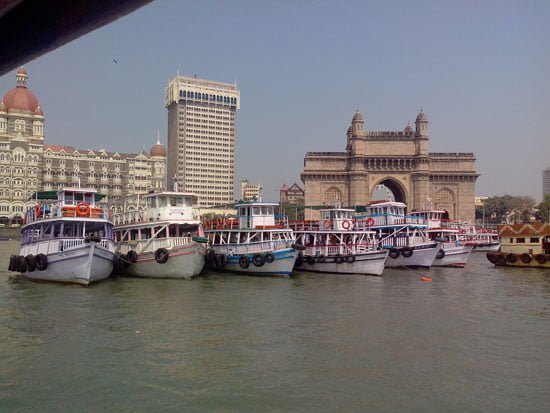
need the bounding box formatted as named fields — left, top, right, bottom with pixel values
left=150, top=142, right=166, bottom=157
left=3, top=67, right=39, bottom=113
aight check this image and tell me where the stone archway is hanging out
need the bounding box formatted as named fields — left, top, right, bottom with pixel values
left=371, top=178, right=407, bottom=204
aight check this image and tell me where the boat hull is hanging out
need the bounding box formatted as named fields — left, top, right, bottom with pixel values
left=212, top=248, right=298, bottom=276
left=295, top=250, right=388, bottom=276
left=385, top=244, right=440, bottom=268
left=473, top=242, right=500, bottom=252
left=433, top=245, right=473, bottom=268
left=120, top=242, right=206, bottom=279
left=18, top=243, right=114, bottom=286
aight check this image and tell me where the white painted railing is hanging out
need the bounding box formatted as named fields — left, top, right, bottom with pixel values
left=212, top=240, right=294, bottom=255
left=20, top=237, right=115, bottom=256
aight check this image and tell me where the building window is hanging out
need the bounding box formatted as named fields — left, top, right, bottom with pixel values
left=530, top=237, right=539, bottom=243
left=516, top=238, right=525, bottom=243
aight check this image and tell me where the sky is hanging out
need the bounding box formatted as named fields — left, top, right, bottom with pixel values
left=1, top=0, right=548, bottom=201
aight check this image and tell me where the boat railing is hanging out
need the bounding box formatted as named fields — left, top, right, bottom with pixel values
left=204, top=216, right=290, bottom=230
left=355, top=214, right=425, bottom=229
left=213, top=239, right=294, bottom=255
left=20, top=237, right=114, bottom=255
left=119, top=236, right=193, bottom=254
left=303, top=242, right=377, bottom=257
left=25, top=202, right=109, bottom=223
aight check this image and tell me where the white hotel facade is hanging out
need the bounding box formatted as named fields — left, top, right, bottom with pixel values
left=164, top=75, right=240, bottom=207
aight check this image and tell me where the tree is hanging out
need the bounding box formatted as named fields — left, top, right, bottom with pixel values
left=477, top=195, right=536, bottom=224
left=536, top=195, right=550, bottom=223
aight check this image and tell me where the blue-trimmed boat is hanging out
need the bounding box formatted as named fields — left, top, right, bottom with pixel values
left=203, top=202, right=301, bottom=276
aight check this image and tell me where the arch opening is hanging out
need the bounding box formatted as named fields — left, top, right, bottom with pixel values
left=371, top=179, right=407, bottom=204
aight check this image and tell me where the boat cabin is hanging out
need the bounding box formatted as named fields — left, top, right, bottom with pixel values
left=235, top=202, right=278, bottom=229
left=318, top=208, right=355, bottom=231
left=364, top=201, right=425, bottom=227
left=410, top=210, right=446, bottom=228
left=499, top=223, right=550, bottom=255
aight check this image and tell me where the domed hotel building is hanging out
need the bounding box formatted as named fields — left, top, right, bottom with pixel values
left=0, top=67, right=166, bottom=226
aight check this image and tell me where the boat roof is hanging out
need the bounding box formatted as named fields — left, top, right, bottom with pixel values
left=142, top=191, right=197, bottom=198
left=367, top=200, right=407, bottom=208
left=28, top=188, right=106, bottom=201
left=411, top=209, right=447, bottom=214
left=234, top=202, right=278, bottom=207
left=319, top=208, right=355, bottom=212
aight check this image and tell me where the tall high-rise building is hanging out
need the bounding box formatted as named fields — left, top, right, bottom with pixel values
left=164, top=75, right=240, bottom=207
left=543, top=168, right=550, bottom=198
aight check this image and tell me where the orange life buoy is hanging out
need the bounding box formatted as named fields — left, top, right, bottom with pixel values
left=323, top=220, right=332, bottom=229
left=76, top=202, right=91, bottom=217
left=342, top=220, right=351, bottom=229
left=366, top=217, right=375, bottom=226
left=34, top=205, right=41, bottom=218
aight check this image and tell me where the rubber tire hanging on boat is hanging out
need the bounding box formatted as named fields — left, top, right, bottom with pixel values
left=345, top=255, right=356, bottom=264
left=507, top=253, right=517, bottom=263
left=306, top=256, right=315, bottom=265
left=25, top=255, right=36, bottom=272
left=239, top=255, right=250, bottom=269
left=8, top=255, right=15, bottom=271
left=155, top=248, right=169, bottom=264
left=535, top=254, right=547, bottom=265
left=215, top=254, right=226, bottom=268
left=317, top=255, right=326, bottom=263
left=496, top=254, right=506, bottom=265
left=401, top=247, right=414, bottom=258
left=252, top=254, right=265, bottom=267
left=294, top=254, right=303, bottom=267
left=520, top=253, right=532, bottom=264
left=389, top=248, right=400, bottom=259
left=436, top=249, right=445, bottom=259
left=486, top=253, right=497, bottom=264
left=291, top=243, right=306, bottom=251
left=18, top=255, right=26, bottom=273
left=127, top=250, right=138, bottom=264
left=35, top=254, right=48, bottom=271
left=265, top=253, right=275, bottom=263
left=334, top=255, right=344, bottom=264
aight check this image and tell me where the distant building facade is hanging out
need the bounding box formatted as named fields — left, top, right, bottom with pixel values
left=240, top=179, right=262, bottom=202
left=0, top=67, right=166, bottom=225
left=165, top=74, right=240, bottom=207
left=301, top=110, right=479, bottom=223
left=280, top=183, right=305, bottom=205
left=543, top=168, right=550, bottom=198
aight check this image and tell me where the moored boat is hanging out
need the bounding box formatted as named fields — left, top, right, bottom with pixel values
left=486, top=223, right=550, bottom=268
left=360, top=201, right=440, bottom=268
left=7, top=187, right=116, bottom=286
left=112, top=192, right=207, bottom=279
left=204, top=202, right=300, bottom=276
left=291, top=207, right=388, bottom=276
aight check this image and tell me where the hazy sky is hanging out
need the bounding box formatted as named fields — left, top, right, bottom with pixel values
left=1, top=0, right=548, bottom=201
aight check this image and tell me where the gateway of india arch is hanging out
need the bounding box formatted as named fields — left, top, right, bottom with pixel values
left=301, top=110, right=479, bottom=223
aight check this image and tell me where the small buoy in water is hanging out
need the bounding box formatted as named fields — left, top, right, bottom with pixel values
left=420, top=277, right=432, bottom=282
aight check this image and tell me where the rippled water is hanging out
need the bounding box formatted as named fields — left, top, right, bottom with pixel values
left=1, top=240, right=549, bottom=412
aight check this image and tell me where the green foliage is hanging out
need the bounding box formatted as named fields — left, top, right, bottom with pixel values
left=536, top=195, right=550, bottom=223
left=476, top=195, right=536, bottom=223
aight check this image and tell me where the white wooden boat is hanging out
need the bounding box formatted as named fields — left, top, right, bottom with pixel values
left=7, top=187, right=115, bottom=286
left=112, top=192, right=207, bottom=279
left=358, top=201, right=440, bottom=268
left=411, top=209, right=474, bottom=267
left=204, top=202, right=300, bottom=276
left=292, top=208, right=387, bottom=276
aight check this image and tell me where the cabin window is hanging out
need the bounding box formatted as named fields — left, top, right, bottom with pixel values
left=169, top=225, right=179, bottom=237
left=509, top=238, right=513, bottom=244
left=261, top=206, right=269, bottom=215
left=516, top=238, right=525, bottom=243
left=229, top=232, right=239, bottom=243
left=253, top=206, right=261, bottom=215
left=530, top=237, right=539, bottom=243
left=158, top=197, right=167, bottom=207
left=170, top=197, right=182, bottom=207
left=141, top=228, right=151, bottom=239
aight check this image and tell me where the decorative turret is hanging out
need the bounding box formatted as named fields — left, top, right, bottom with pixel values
left=351, top=110, right=364, bottom=136
left=150, top=131, right=167, bottom=157
left=415, top=110, right=428, bottom=138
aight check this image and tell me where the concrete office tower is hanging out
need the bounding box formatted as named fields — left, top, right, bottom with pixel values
left=543, top=168, right=550, bottom=198
left=165, top=74, right=240, bottom=207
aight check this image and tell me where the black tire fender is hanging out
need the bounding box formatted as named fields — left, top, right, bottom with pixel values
left=155, top=248, right=169, bottom=264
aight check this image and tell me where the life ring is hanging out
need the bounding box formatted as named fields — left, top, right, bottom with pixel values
left=265, top=253, right=275, bottom=263
left=401, top=247, right=414, bottom=258
left=345, top=255, right=356, bottom=264
left=76, top=202, right=91, bottom=217
left=34, top=205, right=41, bottom=218
left=486, top=253, right=497, bottom=264
left=252, top=254, right=265, bottom=267
left=389, top=248, right=400, bottom=259
left=507, top=253, right=517, bottom=263
left=127, top=250, right=138, bottom=264
left=323, top=220, right=332, bottom=229
left=239, top=255, right=250, bottom=269
left=342, top=220, right=351, bottom=230
left=35, top=253, right=48, bottom=271
left=155, top=248, right=169, bottom=264
left=334, top=255, right=344, bottom=264
left=436, top=249, right=445, bottom=259
left=520, top=253, right=532, bottom=264
left=535, top=254, right=547, bottom=265
left=366, top=217, right=375, bottom=227
left=204, top=220, right=211, bottom=229
left=25, top=255, right=36, bottom=272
